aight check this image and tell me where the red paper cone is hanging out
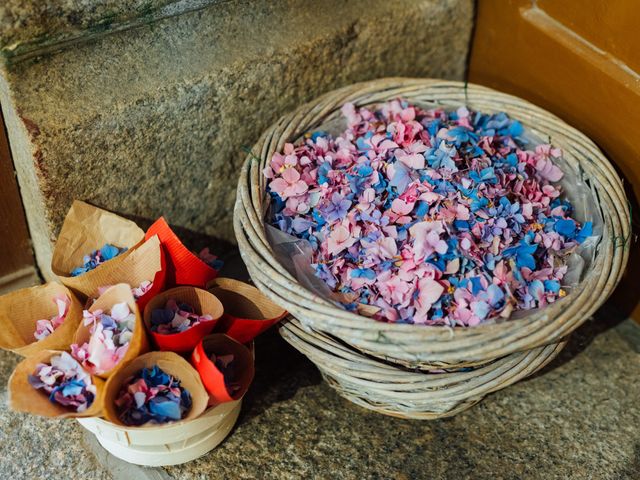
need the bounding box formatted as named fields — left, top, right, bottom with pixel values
left=143, top=287, right=223, bottom=354
left=191, top=334, right=254, bottom=404
left=146, top=217, right=219, bottom=288
left=208, top=278, right=287, bottom=344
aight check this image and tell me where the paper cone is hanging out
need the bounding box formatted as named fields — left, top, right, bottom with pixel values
left=52, top=200, right=145, bottom=298
left=143, top=287, right=223, bottom=354
left=89, top=235, right=167, bottom=311
left=207, top=278, right=287, bottom=344
left=73, top=284, right=149, bottom=379
left=146, top=217, right=219, bottom=288
left=8, top=349, right=105, bottom=418
left=102, top=351, right=208, bottom=427
left=191, top=334, right=254, bottom=404
left=0, top=282, right=83, bottom=356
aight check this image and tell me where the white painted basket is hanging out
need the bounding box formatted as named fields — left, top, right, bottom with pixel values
left=78, top=399, right=241, bottom=466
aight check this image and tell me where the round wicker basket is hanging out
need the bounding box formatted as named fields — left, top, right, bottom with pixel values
left=279, top=318, right=564, bottom=419
left=234, top=78, right=630, bottom=371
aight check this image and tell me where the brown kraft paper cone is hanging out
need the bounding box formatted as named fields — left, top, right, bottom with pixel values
left=73, top=284, right=149, bottom=379
left=102, top=351, right=208, bottom=427
left=8, top=349, right=105, bottom=418
left=52, top=200, right=145, bottom=298
left=89, top=234, right=166, bottom=308
left=0, top=282, right=83, bottom=356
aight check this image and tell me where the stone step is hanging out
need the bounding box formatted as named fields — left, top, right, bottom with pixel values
left=0, top=0, right=473, bottom=278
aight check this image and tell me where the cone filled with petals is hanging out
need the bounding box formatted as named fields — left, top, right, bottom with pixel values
left=71, top=284, right=149, bottom=378
left=89, top=234, right=167, bottom=311
left=102, top=351, right=208, bottom=427
left=143, top=286, right=223, bottom=354
left=191, top=334, right=254, bottom=404
left=52, top=201, right=145, bottom=298
left=8, top=349, right=104, bottom=418
left=0, top=282, right=83, bottom=356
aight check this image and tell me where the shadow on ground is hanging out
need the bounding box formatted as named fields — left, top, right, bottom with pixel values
left=236, top=328, right=323, bottom=426
left=525, top=299, right=633, bottom=381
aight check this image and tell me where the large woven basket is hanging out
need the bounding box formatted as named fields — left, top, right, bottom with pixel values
left=235, top=78, right=630, bottom=373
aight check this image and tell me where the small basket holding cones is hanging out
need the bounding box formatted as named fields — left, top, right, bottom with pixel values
left=0, top=203, right=265, bottom=466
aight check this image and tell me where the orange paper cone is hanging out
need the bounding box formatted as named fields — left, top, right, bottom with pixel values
left=207, top=278, right=287, bottom=344
left=191, top=334, right=254, bottom=404
left=146, top=217, right=219, bottom=288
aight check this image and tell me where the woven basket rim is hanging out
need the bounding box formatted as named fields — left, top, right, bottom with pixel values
left=235, top=77, right=629, bottom=363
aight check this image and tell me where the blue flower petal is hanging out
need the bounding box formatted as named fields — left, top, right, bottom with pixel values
left=543, top=280, right=561, bottom=294
left=149, top=397, right=182, bottom=421
left=554, top=219, right=576, bottom=238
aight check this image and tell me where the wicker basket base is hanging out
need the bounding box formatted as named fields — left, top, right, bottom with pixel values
left=280, top=319, right=565, bottom=420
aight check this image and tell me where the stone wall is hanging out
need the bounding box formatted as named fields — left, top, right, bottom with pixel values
left=0, top=0, right=474, bottom=279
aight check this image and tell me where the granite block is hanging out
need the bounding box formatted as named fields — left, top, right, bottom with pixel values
left=0, top=0, right=474, bottom=279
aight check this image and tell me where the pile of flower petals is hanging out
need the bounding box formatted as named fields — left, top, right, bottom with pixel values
left=150, top=299, right=213, bottom=335
left=115, top=366, right=192, bottom=426
left=34, top=295, right=71, bottom=341
left=28, top=351, right=97, bottom=412
left=131, top=280, right=153, bottom=299
left=264, top=100, right=593, bottom=326
left=71, top=244, right=126, bottom=277
left=71, top=303, right=135, bottom=374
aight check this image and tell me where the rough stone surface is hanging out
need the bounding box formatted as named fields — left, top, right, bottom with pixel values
left=161, top=313, right=640, bottom=479
left=0, top=0, right=221, bottom=61
left=0, top=350, right=112, bottom=480
left=0, top=0, right=474, bottom=279
left=1, top=300, right=638, bottom=478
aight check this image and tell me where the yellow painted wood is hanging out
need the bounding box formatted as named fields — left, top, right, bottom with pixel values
left=469, top=0, right=640, bottom=321
left=537, top=0, right=640, bottom=72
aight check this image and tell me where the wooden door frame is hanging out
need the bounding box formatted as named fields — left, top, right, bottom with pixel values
left=0, top=105, right=39, bottom=293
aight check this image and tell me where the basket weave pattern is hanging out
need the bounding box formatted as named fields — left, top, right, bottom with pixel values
left=234, top=78, right=629, bottom=417
left=280, top=318, right=565, bottom=419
